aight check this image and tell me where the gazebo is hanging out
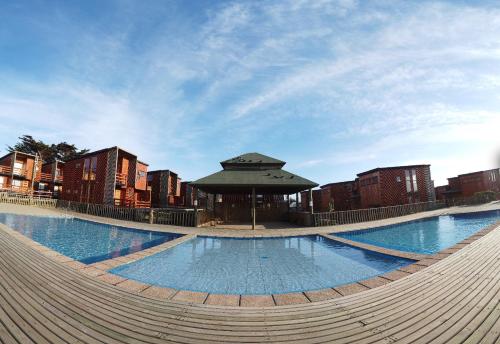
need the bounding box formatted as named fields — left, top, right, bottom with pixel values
left=190, top=153, right=319, bottom=229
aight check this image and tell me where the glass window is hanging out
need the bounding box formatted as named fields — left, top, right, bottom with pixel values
left=82, top=158, right=90, bottom=180
left=90, top=157, right=97, bottom=181
left=396, top=176, right=401, bottom=182
left=14, top=162, right=23, bottom=169
left=412, top=169, right=418, bottom=192
left=12, top=179, right=21, bottom=187
left=405, top=170, right=411, bottom=192
left=0, top=176, right=4, bottom=188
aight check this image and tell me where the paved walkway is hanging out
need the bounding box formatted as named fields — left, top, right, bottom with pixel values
left=1, top=201, right=499, bottom=237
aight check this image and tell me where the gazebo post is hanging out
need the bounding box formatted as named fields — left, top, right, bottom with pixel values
left=309, top=188, right=314, bottom=214
left=295, top=192, right=299, bottom=211
left=251, top=187, right=256, bottom=230
left=193, top=187, right=198, bottom=227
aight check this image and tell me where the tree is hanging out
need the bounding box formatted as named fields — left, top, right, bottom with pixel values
left=7, top=135, right=89, bottom=162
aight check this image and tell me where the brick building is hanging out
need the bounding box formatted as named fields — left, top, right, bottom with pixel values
left=356, top=165, right=435, bottom=208
left=0, top=151, right=41, bottom=194
left=318, top=180, right=360, bottom=211
left=36, top=160, right=64, bottom=198
left=435, top=168, right=500, bottom=200
left=61, top=147, right=150, bottom=208
left=147, top=170, right=182, bottom=208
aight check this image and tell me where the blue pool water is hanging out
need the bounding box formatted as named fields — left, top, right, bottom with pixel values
left=0, top=213, right=182, bottom=263
left=335, top=210, right=500, bottom=255
left=110, top=235, right=414, bottom=295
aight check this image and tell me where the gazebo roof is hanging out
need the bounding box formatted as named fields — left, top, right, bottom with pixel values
left=191, top=153, right=318, bottom=194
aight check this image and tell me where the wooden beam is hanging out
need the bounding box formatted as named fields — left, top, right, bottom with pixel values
left=252, top=187, right=256, bottom=230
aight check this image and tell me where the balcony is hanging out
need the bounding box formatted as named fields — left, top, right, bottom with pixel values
left=13, top=168, right=27, bottom=177
left=40, top=172, right=52, bottom=182
left=0, top=165, right=11, bottom=175
left=115, top=173, right=127, bottom=187
left=114, top=198, right=151, bottom=208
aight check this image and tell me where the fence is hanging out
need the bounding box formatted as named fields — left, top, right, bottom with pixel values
left=0, top=192, right=57, bottom=208
left=313, top=200, right=447, bottom=227
left=55, top=200, right=201, bottom=227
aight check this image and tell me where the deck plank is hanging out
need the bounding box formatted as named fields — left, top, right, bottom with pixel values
left=0, top=221, right=498, bottom=343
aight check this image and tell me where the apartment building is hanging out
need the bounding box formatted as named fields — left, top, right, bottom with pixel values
left=61, top=147, right=150, bottom=208
left=147, top=170, right=181, bottom=208
left=36, top=160, right=64, bottom=198
left=357, top=165, right=435, bottom=208
left=0, top=151, right=41, bottom=194
left=435, top=168, right=500, bottom=200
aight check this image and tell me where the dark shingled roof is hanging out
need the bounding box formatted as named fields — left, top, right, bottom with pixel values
left=191, top=152, right=318, bottom=194
left=221, top=153, right=285, bottom=166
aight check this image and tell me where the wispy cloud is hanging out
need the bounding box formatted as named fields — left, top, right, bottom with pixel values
left=0, top=0, right=499, bottom=184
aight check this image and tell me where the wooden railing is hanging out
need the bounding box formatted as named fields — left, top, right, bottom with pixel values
left=40, top=172, right=52, bottom=181
left=313, top=200, right=447, bottom=226
left=12, top=168, right=27, bottom=177
left=55, top=200, right=199, bottom=227
left=0, top=192, right=57, bottom=208
left=0, top=165, right=11, bottom=174
left=153, top=208, right=197, bottom=227
left=115, top=173, right=127, bottom=186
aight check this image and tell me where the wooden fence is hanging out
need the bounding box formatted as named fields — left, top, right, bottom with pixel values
left=0, top=192, right=57, bottom=208
left=55, top=200, right=200, bottom=227
left=313, top=200, right=447, bottom=226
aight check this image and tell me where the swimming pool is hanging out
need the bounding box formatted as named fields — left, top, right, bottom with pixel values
left=110, top=235, right=414, bottom=295
left=0, top=213, right=182, bottom=264
left=335, top=210, right=500, bottom=255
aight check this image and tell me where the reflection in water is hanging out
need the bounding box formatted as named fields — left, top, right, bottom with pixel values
left=337, top=210, right=500, bottom=254
left=0, top=213, right=181, bottom=263
left=110, top=235, right=413, bottom=295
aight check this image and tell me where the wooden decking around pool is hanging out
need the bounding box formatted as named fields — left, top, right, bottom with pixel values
left=0, top=222, right=499, bottom=343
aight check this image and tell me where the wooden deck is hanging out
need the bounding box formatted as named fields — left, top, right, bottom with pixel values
left=0, top=223, right=499, bottom=343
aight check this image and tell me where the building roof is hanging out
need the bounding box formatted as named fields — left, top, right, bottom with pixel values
left=0, top=150, right=37, bottom=161
left=191, top=152, right=318, bottom=194
left=357, top=164, right=430, bottom=177
left=190, top=169, right=318, bottom=194
left=147, top=169, right=176, bottom=175
left=220, top=153, right=286, bottom=169
left=65, top=146, right=148, bottom=165
left=457, top=168, right=499, bottom=178
left=320, top=180, right=356, bottom=189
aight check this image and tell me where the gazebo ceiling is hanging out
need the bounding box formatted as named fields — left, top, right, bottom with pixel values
left=190, top=153, right=318, bottom=194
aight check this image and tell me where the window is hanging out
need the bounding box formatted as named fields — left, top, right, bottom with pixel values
left=13, top=162, right=24, bottom=175
left=396, top=176, right=401, bottom=182
left=38, top=183, right=47, bottom=190
left=490, top=171, right=496, bottom=182
left=82, top=158, right=90, bottom=180
left=12, top=180, right=21, bottom=187
left=412, top=169, right=418, bottom=192
left=405, top=170, right=411, bottom=192
left=0, top=176, right=4, bottom=189
left=136, top=170, right=146, bottom=181
left=90, top=157, right=97, bottom=181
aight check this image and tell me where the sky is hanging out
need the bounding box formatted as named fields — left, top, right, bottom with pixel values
left=0, top=0, right=499, bottom=187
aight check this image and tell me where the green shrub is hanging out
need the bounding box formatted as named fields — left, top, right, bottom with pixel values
left=472, top=191, right=497, bottom=204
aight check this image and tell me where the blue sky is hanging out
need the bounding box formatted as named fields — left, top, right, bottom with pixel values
left=0, top=0, right=499, bottom=186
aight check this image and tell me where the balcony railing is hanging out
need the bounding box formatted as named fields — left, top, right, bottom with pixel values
left=13, top=168, right=27, bottom=177
left=115, top=173, right=127, bottom=186
left=114, top=198, right=151, bottom=209
left=40, top=172, right=52, bottom=181
left=0, top=165, right=11, bottom=175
